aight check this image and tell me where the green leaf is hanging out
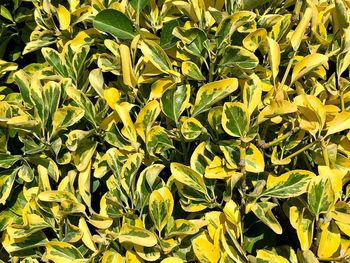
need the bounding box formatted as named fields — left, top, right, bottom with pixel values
left=251, top=202, right=282, bottom=234
left=160, top=19, right=180, bottom=49
left=170, top=163, right=208, bottom=196
left=181, top=117, right=204, bottom=140
left=42, top=48, right=68, bottom=77
left=118, top=224, right=158, bottom=247
left=291, top=54, right=328, bottom=83
left=135, top=100, right=161, bottom=141
left=149, top=187, right=174, bottom=232
left=140, top=40, right=173, bottom=74
left=261, top=170, right=315, bottom=198
left=222, top=102, right=250, bottom=138
left=0, top=168, right=19, bottom=205
left=66, top=85, right=96, bottom=127
left=192, top=78, right=238, bottom=117
left=181, top=61, right=206, bottom=81
left=160, top=84, right=190, bottom=122
left=51, top=106, right=85, bottom=136
left=130, top=0, right=148, bottom=14
left=93, top=9, right=134, bottom=40
left=0, top=154, right=21, bottom=168
left=221, top=46, right=259, bottom=70
left=43, top=241, right=83, bottom=263
left=307, top=176, right=334, bottom=218
left=146, top=126, right=174, bottom=156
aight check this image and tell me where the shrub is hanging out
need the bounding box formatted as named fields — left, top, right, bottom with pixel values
left=1, top=0, right=350, bottom=262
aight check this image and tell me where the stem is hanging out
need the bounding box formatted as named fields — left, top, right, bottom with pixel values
left=59, top=219, right=64, bottom=240
left=239, top=141, right=247, bottom=247
left=340, top=90, right=345, bottom=112
left=280, top=142, right=316, bottom=162
left=321, top=140, right=330, bottom=167
left=278, top=51, right=296, bottom=91
left=177, top=122, right=189, bottom=164
left=262, top=128, right=299, bottom=148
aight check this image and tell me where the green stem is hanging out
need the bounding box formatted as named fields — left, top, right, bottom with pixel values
left=262, top=128, right=299, bottom=148
left=321, top=140, right=330, bottom=167
left=280, top=141, right=316, bottom=162
left=239, top=141, right=247, bottom=247
left=59, top=219, right=64, bottom=240
left=177, top=122, right=189, bottom=164
left=278, top=51, right=296, bottom=91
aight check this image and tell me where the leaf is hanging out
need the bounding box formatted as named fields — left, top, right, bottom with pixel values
left=160, top=84, right=190, bottom=122
left=266, top=37, right=280, bottom=83
left=135, top=100, right=161, bottom=141
left=166, top=219, right=199, bottom=238
left=256, top=249, right=289, bottom=263
left=181, top=117, right=204, bottom=140
left=66, top=85, right=96, bottom=127
left=317, top=221, right=341, bottom=258
left=245, top=143, right=265, bottom=173
left=146, top=126, right=174, bottom=156
left=326, top=111, right=350, bottom=137
left=0, top=168, right=19, bottom=205
left=140, top=40, right=173, bottom=74
left=221, top=46, right=259, bottom=69
left=216, top=11, right=256, bottom=48
left=251, top=202, right=282, bottom=234
left=192, top=236, right=220, bottom=263
left=261, top=170, right=315, bottom=198
left=130, top=0, right=148, bottom=14
left=0, top=154, right=21, bottom=169
left=222, top=102, right=250, bottom=138
left=120, top=44, right=137, bottom=88
left=192, top=78, right=238, bottom=117
left=57, top=4, right=71, bottom=30
left=89, top=68, right=104, bottom=98
left=2, top=231, right=48, bottom=254
left=114, top=103, right=138, bottom=144
left=181, top=61, right=206, bottom=81
left=103, top=87, right=120, bottom=110
left=161, top=257, right=184, bottom=263
left=118, top=224, right=157, bottom=247
left=13, top=70, right=33, bottom=108
left=42, top=48, right=67, bottom=77
left=290, top=7, right=313, bottom=51
left=243, top=28, right=267, bottom=52
left=73, top=139, right=97, bottom=171
left=78, top=217, right=97, bottom=252
left=149, top=187, right=174, bottom=232
left=291, top=54, right=328, bottom=83
left=51, top=106, right=85, bottom=136
left=307, top=175, right=334, bottom=218
left=43, top=241, right=83, bottom=263
left=93, top=9, right=134, bottom=40
left=170, top=163, right=208, bottom=196
left=160, top=19, right=179, bottom=49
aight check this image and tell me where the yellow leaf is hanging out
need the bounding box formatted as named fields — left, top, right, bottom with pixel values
left=57, top=5, right=71, bottom=30
left=78, top=217, right=97, bottom=252
left=149, top=187, right=174, bottom=232
left=326, top=111, right=350, bottom=137
left=120, top=44, right=137, bottom=88
left=290, top=7, right=313, bottom=51
left=291, top=54, right=328, bottom=83
left=318, top=221, right=341, bottom=258
left=256, top=249, right=289, bottom=263
left=193, top=236, right=220, bottom=263
left=160, top=257, right=184, bottom=263
left=104, top=88, right=120, bottom=110
left=267, top=37, right=280, bottom=84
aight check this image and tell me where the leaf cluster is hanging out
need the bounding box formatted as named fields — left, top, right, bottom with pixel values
left=1, top=0, right=350, bottom=262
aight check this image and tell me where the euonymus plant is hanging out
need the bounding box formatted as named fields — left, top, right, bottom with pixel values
left=1, top=0, right=350, bottom=262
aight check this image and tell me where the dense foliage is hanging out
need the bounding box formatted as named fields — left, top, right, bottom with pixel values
left=1, top=0, right=350, bottom=262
